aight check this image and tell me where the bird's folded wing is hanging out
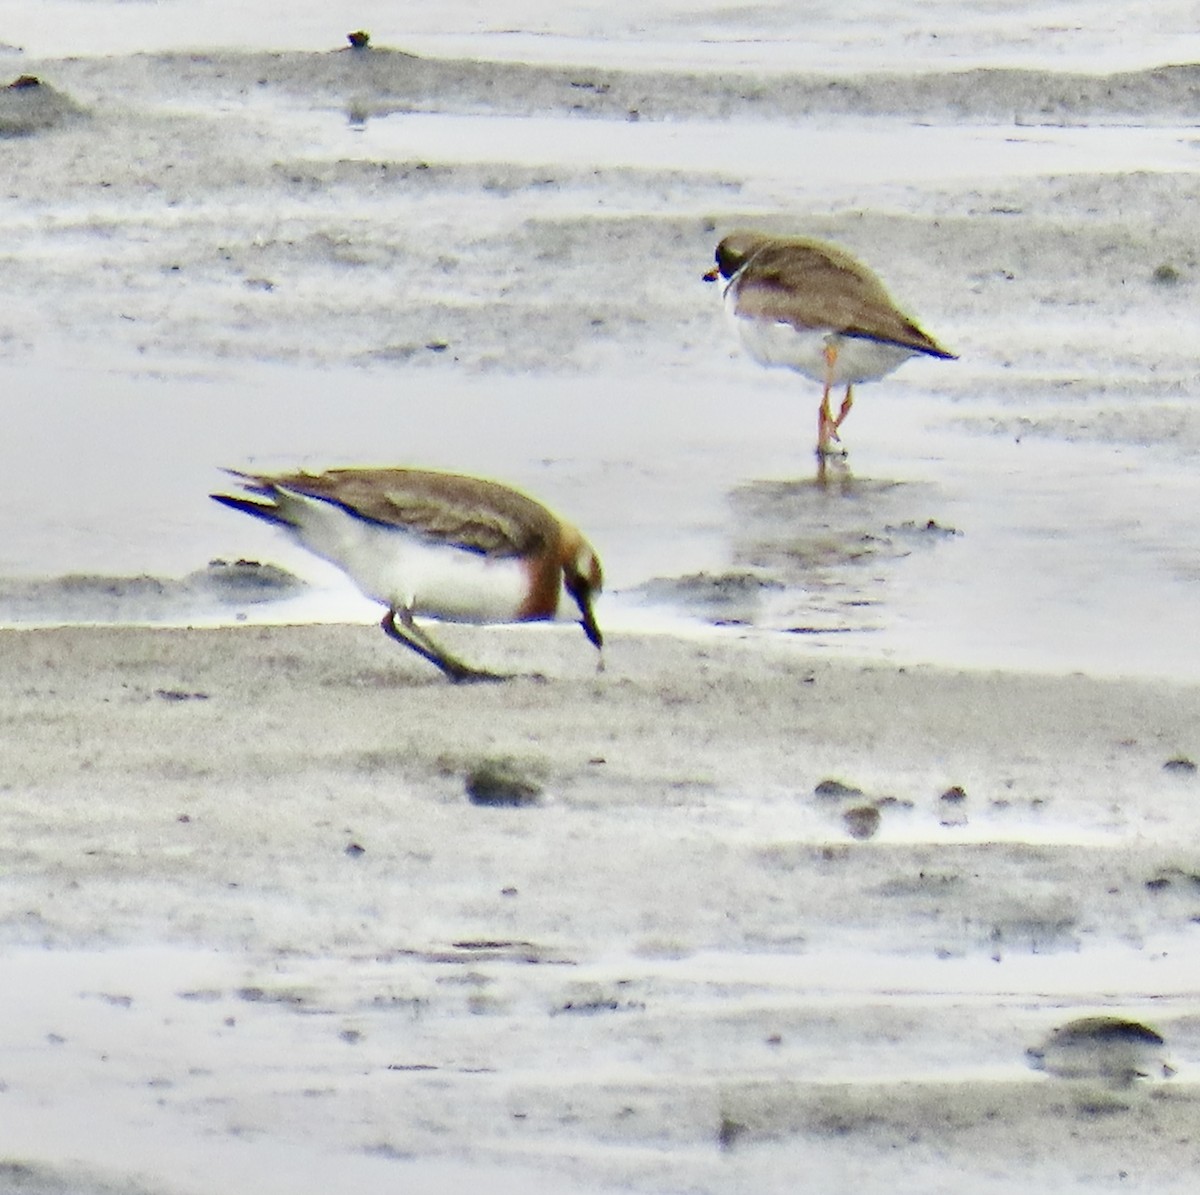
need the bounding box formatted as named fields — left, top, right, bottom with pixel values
left=273, top=469, right=556, bottom=557
left=733, top=247, right=951, bottom=357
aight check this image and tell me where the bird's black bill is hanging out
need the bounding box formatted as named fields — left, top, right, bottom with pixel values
left=580, top=603, right=603, bottom=650
left=566, top=576, right=603, bottom=650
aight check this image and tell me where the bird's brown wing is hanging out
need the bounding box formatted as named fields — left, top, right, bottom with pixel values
left=261, top=468, right=560, bottom=557
left=731, top=241, right=954, bottom=358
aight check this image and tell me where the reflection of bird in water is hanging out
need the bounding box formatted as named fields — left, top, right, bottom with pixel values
left=705, top=232, right=955, bottom=457
left=212, top=467, right=603, bottom=683
left=1026, top=1016, right=1175, bottom=1092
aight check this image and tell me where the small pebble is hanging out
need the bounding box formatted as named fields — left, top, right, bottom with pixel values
left=1026, top=1016, right=1173, bottom=1088
left=466, top=759, right=543, bottom=807
left=843, top=805, right=881, bottom=840
left=717, top=1117, right=747, bottom=1151
left=938, top=786, right=969, bottom=827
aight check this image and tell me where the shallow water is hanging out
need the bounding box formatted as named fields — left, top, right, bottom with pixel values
left=2, top=28, right=1199, bottom=679
left=2, top=347, right=1198, bottom=679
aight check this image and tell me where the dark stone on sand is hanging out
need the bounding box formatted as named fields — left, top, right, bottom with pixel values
left=938, top=784, right=969, bottom=826
left=466, top=759, right=543, bottom=807
left=814, top=778, right=863, bottom=800
left=843, top=804, right=881, bottom=840
left=1026, top=1015, right=1172, bottom=1086
left=1162, top=756, right=1196, bottom=773
left=347, top=30, right=371, bottom=49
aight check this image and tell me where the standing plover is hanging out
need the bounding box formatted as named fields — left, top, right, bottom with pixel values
left=705, top=231, right=955, bottom=456
left=212, top=467, right=603, bottom=683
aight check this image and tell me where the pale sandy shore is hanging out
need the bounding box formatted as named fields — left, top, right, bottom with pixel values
left=5, top=19, right=1200, bottom=1195
left=3, top=623, right=1200, bottom=1194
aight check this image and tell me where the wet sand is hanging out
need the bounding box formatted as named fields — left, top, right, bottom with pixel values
left=4, top=23, right=1200, bottom=1195
left=3, top=623, right=1200, bottom=1193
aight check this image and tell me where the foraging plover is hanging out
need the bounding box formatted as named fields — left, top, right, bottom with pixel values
left=212, top=467, right=603, bottom=683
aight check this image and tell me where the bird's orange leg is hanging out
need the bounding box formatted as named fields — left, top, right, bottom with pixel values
left=833, top=385, right=855, bottom=432
left=816, top=342, right=841, bottom=456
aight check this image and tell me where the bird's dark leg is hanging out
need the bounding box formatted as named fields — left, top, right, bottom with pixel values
left=380, top=609, right=507, bottom=684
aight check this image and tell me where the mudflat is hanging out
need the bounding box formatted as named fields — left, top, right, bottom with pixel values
left=2, top=623, right=1199, bottom=1193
